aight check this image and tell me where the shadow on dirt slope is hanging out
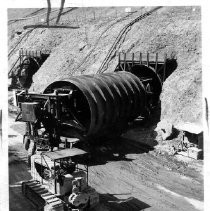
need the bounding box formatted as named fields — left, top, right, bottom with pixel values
left=100, top=193, right=150, bottom=211
left=86, top=137, right=156, bottom=166
left=9, top=159, right=34, bottom=211
left=155, top=57, right=178, bottom=81
left=74, top=102, right=162, bottom=166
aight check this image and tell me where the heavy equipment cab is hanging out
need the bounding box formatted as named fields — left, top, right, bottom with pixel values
left=22, top=148, right=99, bottom=210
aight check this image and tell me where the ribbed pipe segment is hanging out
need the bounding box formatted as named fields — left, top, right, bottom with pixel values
left=44, top=71, right=146, bottom=137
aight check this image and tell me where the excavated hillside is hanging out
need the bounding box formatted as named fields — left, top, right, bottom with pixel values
left=8, top=6, right=202, bottom=127
left=8, top=7, right=203, bottom=211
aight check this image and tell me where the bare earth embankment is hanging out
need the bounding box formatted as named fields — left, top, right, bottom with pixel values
left=8, top=6, right=203, bottom=211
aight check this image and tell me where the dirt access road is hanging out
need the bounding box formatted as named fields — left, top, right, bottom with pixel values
left=8, top=114, right=203, bottom=211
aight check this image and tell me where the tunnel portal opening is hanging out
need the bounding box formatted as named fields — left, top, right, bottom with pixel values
left=10, top=49, right=50, bottom=89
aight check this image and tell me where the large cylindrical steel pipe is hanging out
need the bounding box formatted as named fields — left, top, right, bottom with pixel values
left=44, top=71, right=147, bottom=137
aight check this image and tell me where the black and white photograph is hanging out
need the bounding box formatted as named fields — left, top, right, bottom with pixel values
left=0, top=110, right=2, bottom=145
left=1, top=0, right=210, bottom=211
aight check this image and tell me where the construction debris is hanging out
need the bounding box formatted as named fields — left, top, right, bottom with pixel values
left=174, top=122, right=203, bottom=160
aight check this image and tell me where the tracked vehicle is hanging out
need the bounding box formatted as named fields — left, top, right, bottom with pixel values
left=22, top=148, right=99, bottom=210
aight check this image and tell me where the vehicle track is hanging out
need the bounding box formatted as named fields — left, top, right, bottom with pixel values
left=8, top=7, right=74, bottom=24
left=87, top=143, right=203, bottom=211
left=8, top=7, right=78, bottom=60
left=8, top=29, right=34, bottom=59
left=97, top=6, right=163, bottom=74
left=8, top=8, right=45, bottom=24
left=72, top=9, right=138, bottom=74
left=8, top=114, right=203, bottom=211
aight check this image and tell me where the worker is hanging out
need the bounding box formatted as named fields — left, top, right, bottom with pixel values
left=46, top=0, right=65, bottom=25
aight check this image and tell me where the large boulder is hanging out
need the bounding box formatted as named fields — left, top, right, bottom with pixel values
left=155, top=119, right=173, bottom=141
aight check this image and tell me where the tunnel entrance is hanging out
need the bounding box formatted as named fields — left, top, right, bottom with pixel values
left=115, top=52, right=178, bottom=106
left=9, top=49, right=50, bottom=89
left=116, top=52, right=177, bottom=83
left=130, top=64, right=162, bottom=106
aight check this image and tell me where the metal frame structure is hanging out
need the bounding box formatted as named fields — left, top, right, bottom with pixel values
left=22, top=146, right=99, bottom=210
left=40, top=148, right=89, bottom=195
left=9, top=49, right=51, bottom=78
left=117, top=52, right=167, bottom=83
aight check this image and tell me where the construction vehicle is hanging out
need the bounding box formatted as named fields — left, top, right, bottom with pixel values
left=16, top=90, right=100, bottom=210
left=14, top=52, right=167, bottom=163
left=22, top=148, right=99, bottom=210
left=14, top=51, right=169, bottom=210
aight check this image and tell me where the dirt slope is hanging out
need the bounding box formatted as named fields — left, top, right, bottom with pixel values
left=109, top=6, right=202, bottom=125
left=8, top=6, right=201, bottom=126
left=7, top=6, right=203, bottom=211
left=8, top=8, right=41, bottom=20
